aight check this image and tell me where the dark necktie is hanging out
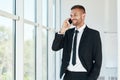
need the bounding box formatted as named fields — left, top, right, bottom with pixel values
left=72, top=30, right=79, bottom=65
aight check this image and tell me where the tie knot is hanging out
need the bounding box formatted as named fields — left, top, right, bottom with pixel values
left=75, top=30, right=79, bottom=34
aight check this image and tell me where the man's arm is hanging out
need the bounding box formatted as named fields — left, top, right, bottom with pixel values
left=88, top=31, right=102, bottom=80
left=52, top=18, right=71, bottom=51
left=52, top=33, right=65, bottom=51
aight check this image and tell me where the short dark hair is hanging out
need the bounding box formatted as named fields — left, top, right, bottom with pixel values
left=71, top=5, right=86, bottom=13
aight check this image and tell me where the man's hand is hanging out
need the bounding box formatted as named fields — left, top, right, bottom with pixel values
left=59, top=18, right=71, bottom=34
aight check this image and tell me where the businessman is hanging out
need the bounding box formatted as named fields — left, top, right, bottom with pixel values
left=52, top=5, right=102, bottom=80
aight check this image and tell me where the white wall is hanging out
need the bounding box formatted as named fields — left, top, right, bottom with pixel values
left=117, top=0, right=120, bottom=80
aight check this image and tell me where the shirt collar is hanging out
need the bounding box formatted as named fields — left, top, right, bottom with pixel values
left=75, top=24, right=86, bottom=32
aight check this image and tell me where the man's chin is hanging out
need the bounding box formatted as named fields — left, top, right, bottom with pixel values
left=72, top=23, right=77, bottom=26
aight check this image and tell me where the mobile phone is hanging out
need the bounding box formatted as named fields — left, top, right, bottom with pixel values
left=68, top=19, right=72, bottom=24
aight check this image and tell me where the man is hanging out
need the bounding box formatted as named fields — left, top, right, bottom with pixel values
left=52, top=5, right=102, bottom=80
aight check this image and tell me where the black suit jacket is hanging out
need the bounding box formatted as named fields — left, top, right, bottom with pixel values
left=52, top=26, right=102, bottom=80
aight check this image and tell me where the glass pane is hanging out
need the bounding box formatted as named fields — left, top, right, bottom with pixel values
left=42, top=0, right=47, bottom=27
left=42, top=0, right=48, bottom=80
left=42, top=28, right=47, bottom=80
left=24, top=24, right=35, bottom=80
left=0, top=16, right=14, bottom=80
left=24, top=0, right=35, bottom=22
left=0, top=0, right=14, bottom=14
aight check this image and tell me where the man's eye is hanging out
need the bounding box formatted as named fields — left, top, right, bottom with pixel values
left=74, top=14, right=77, bottom=16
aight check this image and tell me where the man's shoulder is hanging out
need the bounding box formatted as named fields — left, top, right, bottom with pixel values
left=65, top=28, right=75, bottom=33
left=86, top=26, right=100, bottom=34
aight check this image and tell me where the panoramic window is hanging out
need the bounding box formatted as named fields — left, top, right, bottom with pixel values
left=24, top=24, right=36, bottom=80
left=0, top=16, right=14, bottom=80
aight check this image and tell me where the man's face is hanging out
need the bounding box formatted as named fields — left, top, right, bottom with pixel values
left=70, top=8, right=85, bottom=26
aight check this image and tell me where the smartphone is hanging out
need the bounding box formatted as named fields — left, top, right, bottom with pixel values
left=68, top=19, right=72, bottom=24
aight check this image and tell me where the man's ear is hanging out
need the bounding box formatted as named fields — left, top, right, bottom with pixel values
left=82, top=13, right=86, bottom=19
left=82, top=13, right=86, bottom=17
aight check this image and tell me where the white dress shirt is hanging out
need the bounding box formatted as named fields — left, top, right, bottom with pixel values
left=67, top=24, right=87, bottom=72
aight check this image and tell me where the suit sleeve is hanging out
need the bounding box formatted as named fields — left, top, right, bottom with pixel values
left=88, top=31, right=102, bottom=80
left=52, top=33, right=65, bottom=51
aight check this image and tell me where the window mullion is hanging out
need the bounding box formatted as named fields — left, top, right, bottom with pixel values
left=16, top=0, right=24, bottom=80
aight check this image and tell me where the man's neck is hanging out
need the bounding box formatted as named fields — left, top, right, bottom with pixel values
left=76, top=23, right=85, bottom=29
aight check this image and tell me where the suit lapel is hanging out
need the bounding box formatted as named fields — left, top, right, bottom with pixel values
left=79, top=26, right=88, bottom=48
left=67, top=28, right=75, bottom=58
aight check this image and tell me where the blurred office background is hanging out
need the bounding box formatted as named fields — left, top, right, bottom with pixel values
left=0, top=0, right=119, bottom=80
